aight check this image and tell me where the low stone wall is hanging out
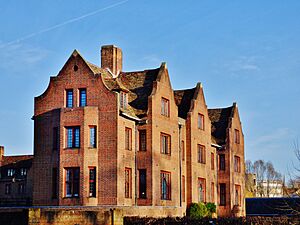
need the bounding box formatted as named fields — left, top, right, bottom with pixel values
left=0, top=206, right=184, bottom=225
left=28, top=208, right=112, bottom=225
left=124, top=216, right=300, bottom=225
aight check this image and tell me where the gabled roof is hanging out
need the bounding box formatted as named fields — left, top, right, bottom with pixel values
left=118, top=68, right=161, bottom=118
left=174, top=87, right=197, bottom=119
left=1, top=155, right=33, bottom=168
left=208, top=106, right=235, bottom=145
left=65, top=50, right=163, bottom=119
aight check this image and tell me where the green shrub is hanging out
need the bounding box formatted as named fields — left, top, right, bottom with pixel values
left=205, top=202, right=216, bottom=218
left=187, top=202, right=208, bottom=219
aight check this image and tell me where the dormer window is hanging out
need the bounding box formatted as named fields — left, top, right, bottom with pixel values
left=120, top=92, right=127, bottom=109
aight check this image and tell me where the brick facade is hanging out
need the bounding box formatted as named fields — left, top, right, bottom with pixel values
left=0, top=146, right=33, bottom=206
left=0, top=44, right=245, bottom=217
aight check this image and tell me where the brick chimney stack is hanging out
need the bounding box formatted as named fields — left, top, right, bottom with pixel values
left=0, top=146, right=4, bottom=166
left=101, top=45, right=123, bottom=75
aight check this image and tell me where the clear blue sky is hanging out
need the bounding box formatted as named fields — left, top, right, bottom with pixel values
left=0, top=0, right=299, bottom=175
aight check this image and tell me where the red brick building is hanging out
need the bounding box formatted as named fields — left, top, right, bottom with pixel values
left=0, top=146, right=33, bottom=206
left=28, top=45, right=245, bottom=216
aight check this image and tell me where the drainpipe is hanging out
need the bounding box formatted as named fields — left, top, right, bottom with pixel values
left=134, top=125, right=138, bottom=206
left=178, top=123, right=182, bottom=207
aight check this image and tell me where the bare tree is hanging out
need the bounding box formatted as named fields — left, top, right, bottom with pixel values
left=246, top=159, right=282, bottom=197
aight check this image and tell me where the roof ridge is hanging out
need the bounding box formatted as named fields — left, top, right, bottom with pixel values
left=208, top=105, right=234, bottom=110
left=120, top=67, right=160, bottom=74
left=174, top=86, right=197, bottom=92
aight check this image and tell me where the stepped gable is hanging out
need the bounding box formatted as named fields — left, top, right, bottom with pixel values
left=208, top=105, right=234, bottom=145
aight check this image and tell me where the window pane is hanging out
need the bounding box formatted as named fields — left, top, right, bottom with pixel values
left=198, top=145, right=205, bottom=163
left=220, top=183, right=226, bottom=206
left=79, top=89, right=87, bottom=107
left=66, top=89, right=73, bottom=108
left=139, top=169, right=147, bottom=199
left=89, top=167, right=96, bottom=197
left=198, top=178, right=206, bottom=202
left=73, top=168, right=79, bottom=196
left=198, top=114, right=204, bottom=130
left=161, top=98, right=169, bottom=116
left=125, top=128, right=132, bottom=150
left=219, top=154, right=225, bottom=171
left=161, top=133, right=170, bottom=155
left=65, top=167, right=80, bottom=197
left=74, top=128, right=80, bottom=148
left=161, top=171, right=171, bottom=200
left=139, top=130, right=146, bottom=151
left=125, top=168, right=131, bottom=198
left=67, top=128, right=73, bottom=148
left=90, top=126, right=96, bottom=148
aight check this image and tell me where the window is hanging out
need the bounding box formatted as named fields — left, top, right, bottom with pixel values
left=161, top=133, right=171, bottom=155
left=89, top=167, right=96, bottom=197
left=7, top=169, right=15, bottom=177
left=65, top=167, right=80, bottom=197
left=182, top=175, right=185, bottom=202
left=211, top=182, right=215, bottom=202
left=79, top=88, right=87, bottom=107
left=198, top=178, right=206, bottom=202
left=161, top=98, right=169, bottom=117
left=211, top=152, right=214, bottom=170
left=66, top=127, right=80, bottom=148
left=181, top=141, right=185, bottom=161
left=235, top=185, right=241, bottom=206
left=161, top=171, right=171, bottom=200
left=52, top=168, right=58, bottom=199
left=219, top=154, right=225, bottom=171
left=139, top=169, right=147, bottom=199
left=125, top=168, right=132, bottom=198
left=125, top=127, right=132, bottom=150
left=53, top=127, right=59, bottom=150
left=234, top=155, right=241, bottom=173
left=234, top=129, right=240, bottom=144
left=89, top=126, right=97, bottom=148
left=220, top=183, right=226, bottom=206
left=197, top=144, right=206, bottom=164
left=20, top=168, right=27, bottom=176
left=139, top=130, right=146, bottom=151
left=66, top=89, right=73, bottom=108
left=120, top=92, right=127, bottom=109
left=5, top=184, right=11, bottom=195
left=198, top=113, right=204, bottom=130
left=18, top=183, right=26, bottom=194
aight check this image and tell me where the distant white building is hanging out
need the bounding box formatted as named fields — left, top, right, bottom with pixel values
left=256, top=180, right=284, bottom=197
